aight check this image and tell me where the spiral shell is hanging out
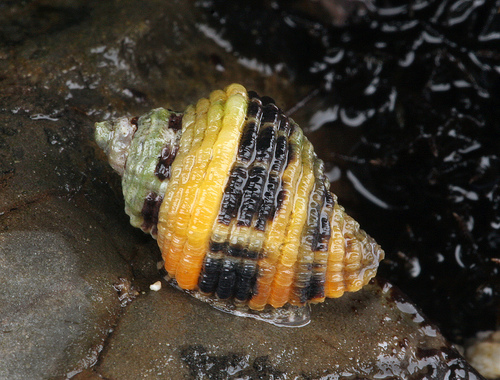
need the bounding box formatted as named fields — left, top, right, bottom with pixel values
left=95, top=84, right=384, bottom=322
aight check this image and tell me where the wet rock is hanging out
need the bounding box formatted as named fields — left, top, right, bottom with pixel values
left=0, top=201, right=130, bottom=379
left=97, top=278, right=481, bottom=379
left=0, top=89, right=89, bottom=214
left=0, top=231, right=96, bottom=379
left=0, top=0, right=91, bottom=46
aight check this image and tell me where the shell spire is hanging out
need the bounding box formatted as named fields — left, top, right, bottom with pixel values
left=95, top=83, right=384, bottom=323
left=96, top=108, right=183, bottom=235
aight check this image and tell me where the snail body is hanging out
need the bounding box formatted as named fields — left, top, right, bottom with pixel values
left=95, top=84, right=384, bottom=325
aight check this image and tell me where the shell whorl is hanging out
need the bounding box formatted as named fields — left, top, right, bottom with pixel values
left=95, top=83, right=384, bottom=312
left=95, top=108, right=183, bottom=235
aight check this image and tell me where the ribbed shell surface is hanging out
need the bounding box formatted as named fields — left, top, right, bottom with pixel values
left=96, top=83, right=384, bottom=312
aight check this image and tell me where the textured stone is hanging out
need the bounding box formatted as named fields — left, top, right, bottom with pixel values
left=0, top=228, right=126, bottom=379
left=98, top=278, right=480, bottom=379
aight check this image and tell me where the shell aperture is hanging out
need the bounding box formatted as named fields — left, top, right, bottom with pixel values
left=95, top=83, right=384, bottom=324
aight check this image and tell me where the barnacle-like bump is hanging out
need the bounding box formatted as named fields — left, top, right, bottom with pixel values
left=95, top=84, right=384, bottom=326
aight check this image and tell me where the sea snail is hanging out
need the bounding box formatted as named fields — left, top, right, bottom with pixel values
left=95, top=83, right=384, bottom=326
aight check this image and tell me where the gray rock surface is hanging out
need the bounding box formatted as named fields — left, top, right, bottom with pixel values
left=0, top=0, right=486, bottom=379
left=0, top=230, right=119, bottom=380
left=0, top=196, right=133, bottom=379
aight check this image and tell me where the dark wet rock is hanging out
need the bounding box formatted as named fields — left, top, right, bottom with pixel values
left=97, top=279, right=482, bottom=379
left=0, top=0, right=91, bottom=46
